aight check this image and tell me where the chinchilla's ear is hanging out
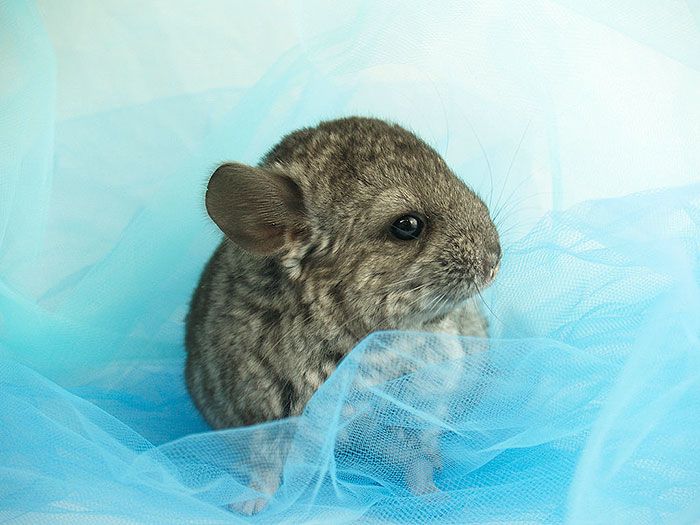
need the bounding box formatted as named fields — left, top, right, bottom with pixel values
left=205, top=162, right=306, bottom=255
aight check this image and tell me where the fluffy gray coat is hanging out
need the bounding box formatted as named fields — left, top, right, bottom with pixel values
left=185, top=116, right=501, bottom=512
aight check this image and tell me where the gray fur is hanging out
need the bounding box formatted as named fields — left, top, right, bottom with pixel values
left=184, top=116, right=501, bottom=512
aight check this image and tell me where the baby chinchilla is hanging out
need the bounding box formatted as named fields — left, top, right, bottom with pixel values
left=185, top=116, right=501, bottom=513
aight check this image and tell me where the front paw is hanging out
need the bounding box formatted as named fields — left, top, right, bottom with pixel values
left=228, top=473, right=280, bottom=516
left=405, top=457, right=439, bottom=496
left=229, top=496, right=270, bottom=516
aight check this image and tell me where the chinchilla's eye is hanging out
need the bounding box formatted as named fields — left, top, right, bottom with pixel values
left=390, top=213, right=425, bottom=240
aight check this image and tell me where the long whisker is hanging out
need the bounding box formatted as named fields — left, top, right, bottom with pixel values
left=467, top=121, right=494, bottom=209
left=492, top=175, right=535, bottom=223
left=423, top=292, right=446, bottom=317
left=383, top=276, right=429, bottom=290
left=474, top=284, right=510, bottom=335
left=426, top=74, right=451, bottom=158
left=430, top=293, right=451, bottom=319
left=493, top=119, right=532, bottom=215
left=494, top=189, right=551, bottom=226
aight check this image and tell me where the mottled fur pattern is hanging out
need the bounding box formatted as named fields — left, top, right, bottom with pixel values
left=185, top=117, right=501, bottom=512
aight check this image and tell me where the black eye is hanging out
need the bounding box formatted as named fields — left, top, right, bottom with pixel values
left=390, top=214, right=425, bottom=241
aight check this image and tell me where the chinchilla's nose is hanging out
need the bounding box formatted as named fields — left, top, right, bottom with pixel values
left=481, top=240, right=501, bottom=284
left=487, top=261, right=499, bottom=282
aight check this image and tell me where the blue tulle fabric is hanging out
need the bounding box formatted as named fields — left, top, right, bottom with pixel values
left=2, top=1, right=700, bottom=523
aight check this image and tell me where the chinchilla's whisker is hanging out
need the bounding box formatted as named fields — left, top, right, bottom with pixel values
left=474, top=284, right=513, bottom=336
left=493, top=119, right=532, bottom=216
left=494, top=190, right=552, bottom=226
left=465, top=120, right=494, bottom=209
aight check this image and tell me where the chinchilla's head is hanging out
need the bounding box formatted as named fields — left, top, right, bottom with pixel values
left=206, top=117, right=500, bottom=331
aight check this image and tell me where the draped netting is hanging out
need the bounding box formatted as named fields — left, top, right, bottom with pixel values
left=2, top=1, right=699, bottom=523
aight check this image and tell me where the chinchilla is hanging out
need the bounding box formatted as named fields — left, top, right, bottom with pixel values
left=185, top=116, right=501, bottom=513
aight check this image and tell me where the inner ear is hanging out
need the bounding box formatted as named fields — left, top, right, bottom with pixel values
left=205, top=162, right=305, bottom=255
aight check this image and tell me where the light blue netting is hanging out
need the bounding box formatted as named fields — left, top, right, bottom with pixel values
left=1, top=1, right=700, bottom=523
